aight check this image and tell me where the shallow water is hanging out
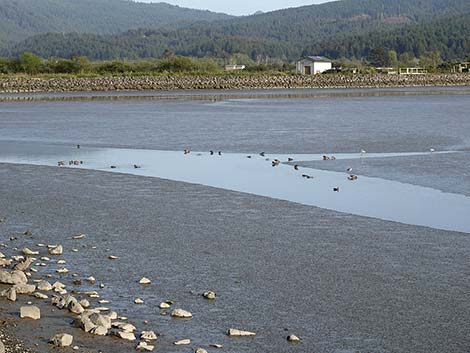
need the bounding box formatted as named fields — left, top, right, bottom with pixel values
left=0, top=141, right=469, bottom=234
left=1, top=87, right=470, bottom=353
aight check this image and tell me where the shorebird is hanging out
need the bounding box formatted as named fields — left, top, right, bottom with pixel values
left=333, top=187, right=340, bottom=192
left=57, top=161, right=65, bottom=167
left=134, top=164, right=141, bottom=169
left=288, top=158, right=294, bottom=162
left=183, top=149, right=190, bottom=155
left=348, top=175, right=358, bottom=181
left=259, top=152, right=265, bottom=157
left=347, top=167, right=353, bottom=172
left=302, top=174, right=314, bottom=179
left=430, top=148, right=435, bottom=152
left=218, top=151, right=222, bottom=156
left=360, top=149, right=367, bottom=155
left=210, top=150, right=214, bottom=155
left=294, top=165, right=299, bottom=170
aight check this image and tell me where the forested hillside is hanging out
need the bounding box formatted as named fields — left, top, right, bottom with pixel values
left=0, top=0, right=231, bottom=44
left=1, top=0, right=469, bottom=62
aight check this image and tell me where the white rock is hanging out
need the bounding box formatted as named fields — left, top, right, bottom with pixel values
left=0, top=252, right=4, bottom=258
left=136, top=341, right=154, bottom=351
left=287, top=334, right=300, bottom=342
left=210, top=344, right=223, bottom=348
left=11, top=255, right=24, bottom=262
left=139, top=277, right=151, bottom=284
left=37, top=280, right=53, bottom=291
left=115, top=331, right=136, bottom=341
left=203, top=291, right=216, bottom=300
left=52, top=281, right=66, bottom=290
left=14, top=258, right=34, bottom=271
left=108, top=255, right=118, bottom=260
left=159, top=302, right=170, bottom=309
left=13, top=284, right=36, bottom=294
left=174, top=339, right=190, bottom=345
left=56, top=268, right=69, bottom=274
left=40, top=257, right=50, bottom=261
left=0, top=270, right=27, bottom=285
left=140, top=331, right=157, bottom=340
left=22, top=248, right=39, bottom=255
left=79, top=299, right=90, bottom=308
left=20, top=305, right=41, bottom=320
left=134, top=298, right=144, bottom=304
left=195, top=348, right=208, bottom=353
left=6, top=288, right=17, bottom=301
left=87, top=276, right=96, bottom=283
left=69, top=302, right=85, bottom=314
left=227, top=328, right=256, bottom=336
left=51, top=333, right=74, bottom=347
left=0, top=258, right=12, bottom=267
left=34, top=292, right=48, bottom=299
left=171, top=308, right=192, bottom=318
left=91, top=326, right=108, bottom=336
left=49, top=245, right=63, bottom=255
left=72, top=234, right=86, bottom=240
left=98, top=299, right=110, bottom=304
left=57, top=259, right=66, bottom=264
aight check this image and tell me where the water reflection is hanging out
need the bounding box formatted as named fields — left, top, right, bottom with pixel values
left=0, top=141, right=469, bottom=234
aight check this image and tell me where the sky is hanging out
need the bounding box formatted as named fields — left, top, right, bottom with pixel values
left=138, top=0, right=330, bottom=16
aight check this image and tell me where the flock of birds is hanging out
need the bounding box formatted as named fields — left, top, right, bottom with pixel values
left=57, top=145, right=364, bottom=193
left=183, top=148, right=361, bottom=192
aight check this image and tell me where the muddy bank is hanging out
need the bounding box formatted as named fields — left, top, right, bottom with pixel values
left=1, top=163, right=470, bottom=353
left=0, top=74, right=470, bottom=93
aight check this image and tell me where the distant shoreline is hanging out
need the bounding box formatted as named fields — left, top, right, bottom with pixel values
left=1, top=74, right=470, bottom=94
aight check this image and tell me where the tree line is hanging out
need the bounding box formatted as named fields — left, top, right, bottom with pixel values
left=0, top=51, right=466, bottom=77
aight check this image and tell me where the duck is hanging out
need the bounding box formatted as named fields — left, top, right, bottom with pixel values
left=348, top=175, right=358, bottom=181
left=210, top=150, right=214, bottom=155
left=333, top=187, right=340, bottom=192
left=218, top=151, right=222, bottom=156
left=110, top=166, right=117, bottom=169
left=57, top=161, right=65, bottom=167
left=287, top=158, right=294, bottom=162
left=259, top=152, right=265, bottom=157
left=347, top=167, right=353, bottom=172
left=183, top=149, right=191, bottom=155
left=294, top=165, right=299, bottom=170
left=322, top=155, right=330, bottom=161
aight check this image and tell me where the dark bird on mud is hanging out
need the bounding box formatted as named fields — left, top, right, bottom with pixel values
left=294, top=165, right=299, bottom=170
left=184, top=149, right=190, bottom=155
left=260, top=152, right=265, bottom=157
left=347, top=167, right=353, bottom=172
left=247, top=155, right=252, bottom=159
left=110, top=166, right=117, bottom=169
left=77, top=144, right=80, bottom=149
left=333, top=187, right=340, bottom=192
left=348, top=175, right=358, bottom=181
left=288, top=158, right=294, bottom=162
left=302, top=174, right=314, bottom=179
left=134, top=164, right=141, bottom=169
left=218, top=151, right=222, bottom=156
left=210, top=150, right=214, bottom=155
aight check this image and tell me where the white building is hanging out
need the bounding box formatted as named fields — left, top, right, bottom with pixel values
left=296, top=56, right=332, bottom=75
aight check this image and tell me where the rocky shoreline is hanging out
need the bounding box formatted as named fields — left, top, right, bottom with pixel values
left=0, top=74, right=470, bottom=93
